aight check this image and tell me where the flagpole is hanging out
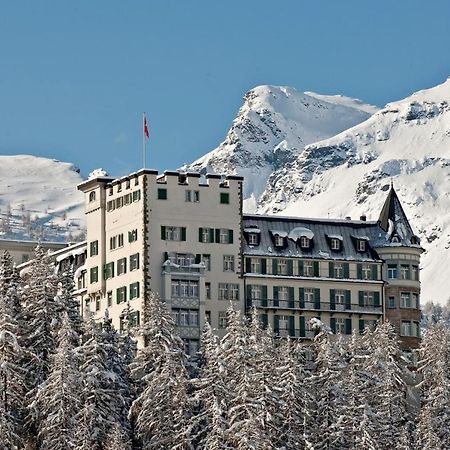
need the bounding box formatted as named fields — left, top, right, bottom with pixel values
left=143, top=112, right=146, bottom=169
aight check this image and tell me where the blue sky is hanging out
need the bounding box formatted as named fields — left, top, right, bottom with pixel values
left=1, top=1, right=449, bottom=177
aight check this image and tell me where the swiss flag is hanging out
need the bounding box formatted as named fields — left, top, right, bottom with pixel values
left=144, top=115, right=150, bottom=139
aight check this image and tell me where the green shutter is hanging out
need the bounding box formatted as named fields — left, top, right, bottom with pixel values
left=164, top=251, right=169, bottom=262
left=345, top=318, right=352, bottom=335
left=289, top=316, right=295, bottom=337
left=198, top=227, right=203, bottom=242
left=313, top=261, right=320, bottom=277
left=345, top=290, right=351, bottom=310
left=357, top=264, right=363, bottom=279
left=272, top=259, right=278, bottom=275
left=262, top=286, right=268, bottom=307
left=161, top=226, right=166, bottom=240
left=300, top=316, right=306, bottom=337
left=137, top=282, right=140, bottom=298
left=330, top=318, right=336, bottom=334
left=359, top=319, right=365, bottom=335
left=344, top=263, right=350, bottom=279
left=298, top=260, right=304, bottom=276
left=181, top=227, right=186, bottom=241
left=372, top=265, right=378, bottom=280
left=359, top=291, right=364, bottom=307
left=116, top=288, right=121, bottom=304
left=274, top=315, right=280, bottom=333
left=299, top=288, right=305, bottom=308
left=273, top=287, right=279, bottom=307
left=261, top=259, right=267, bottom=274
left=261, top=314, right=268, bottom=329
left=128, top=231, right=132, bottom=243
left=329, top=262, right=334, bottom=278
left=330, top=289, right=336, bottom=310
left=195, top=254, right=201, bottom=264
left=129, top=284, right=133, bottom=299
left=246, top=285, right=252, bottom=307
left=215, top=229, right=220, bottom=243
left=245, top=258, right=251, bottom=273
left=103, top=265, right=107, bottom=280
left=209, top=228, right=214, bottom=243
left=314, top=288, right=320, bottom=309
left=287, top=260, right=294, bottom=276
left=374, top=291, right=380, bottom=307
left=228, top=229, right=233, bottom=244
left=288, top=287, right=295, bottom=308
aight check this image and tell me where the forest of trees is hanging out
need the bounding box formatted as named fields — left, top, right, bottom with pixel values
left=1, top=247, right=450, bottom=450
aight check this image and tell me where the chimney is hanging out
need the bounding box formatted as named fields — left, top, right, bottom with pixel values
left=345, top=216, right=351, bottom=220
left=360, top=214, right=367, bottom=221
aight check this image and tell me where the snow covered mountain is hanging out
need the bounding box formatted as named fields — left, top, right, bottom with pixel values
left=258, top=77, right=450, bottom=305
left=185, top=85, right=378, bottom=210
left=0, top=155, right=85, bottom=242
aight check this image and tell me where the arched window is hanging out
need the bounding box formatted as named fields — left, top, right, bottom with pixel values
left=89, top=191, right=96, bottom=202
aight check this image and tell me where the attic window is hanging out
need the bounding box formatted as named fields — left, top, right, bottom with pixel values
left=274, top=235, right=284, bottom=247
left=330, top=238, right=341, bottom=251
left=300, top=236, right=310, bottom=249
left=248, top=233, right=259, bottom=246
left=89, top=191, right=96, bottom=202
left=357, top=240, right=366, bottom=252
left=391, top=235, right=400, bottom=243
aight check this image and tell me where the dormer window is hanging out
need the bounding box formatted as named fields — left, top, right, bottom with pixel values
left=357, top=240, right=366, bottom=252
left=300, top=236, right=310, bottom=249
left=89, top=191, right=96, bottom=202
left=274, top=235, right=284, bottom=247
left=248, top=233, right=259, bottom=246
left=330, top=238, right=341, bottom=251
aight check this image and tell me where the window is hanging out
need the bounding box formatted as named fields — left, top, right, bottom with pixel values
left=218, top=283, right=239, bottom=300
left=118, top=234, right=124, bottom=247
left=357, top=240, right=366, bottom=252
left=400, top=265, right=410, bottom=280
left=89, top=191, right=96, bottom=202
left=274, top=235, right=284, bottom=247
left=278, top=259, right=288, bottom=275
left=278, top=286, right=289, bottom=301
left=107, top=201, right=115, bottom=212
left=278, top=315, right=289, bottom=330
left=223, top=255, right=235, bottom=272
left=218, top=311, right=227, bottom=329
left=250, top=258, right=260, bottom=273
left=194, top=190, right=200, bottom=202
left=205, top=282, right=211, bottom=299
left=362, top=291, right=374, bottom=306
left=335, top=290, right=345, bottom=305
left=158, top=188, right=167, bottom=200
left=134, top=177, right=139, bottom=186
left=335, top=318, right=346, bottom=334
left=129, top=229, right=138, bottom=243
left=401, top=321, right=419, bottom=337
left=90, top=267, right=98, bottom=283
left=110, top=236, right=117, bottom=250
left=362, top=264, right=372, bottom=280
left=129, top=282, right=140, bottom=299
left=200, top=227, right=214, bottom=243
left=400, top=292, right=411, bottom=308
left=130, top=253, right=140, bottom=271
left=220, top=192, right=230, bottom=204
left=185, top=190, right=200, bottom=202
left=107, top=291, right=112, bottom=307
left=176, top=254, right=195, bottom=266
left=126, top=179, right=130, bottom=189
left=116, top=287, right=127, bottom=304
left=163, top=226, right=186, bottom=241
left=412, top=293, right=419, bottom=309
left=205, top=311, right=211, bottom=323
left=412, top=265, right=419, bottom=281
left=132, top=190, right=141, bottom=202
left=104, top=262, right=114, bottom=280
left=109, top=188, right=113, bottom=196
left=304, top=288, right=315, bottom=305
left=185, top=190, right=192, bottom=202
left=171, top=280, right=199, bottom=298
left=115, top=197, right=123, bottom=209
left=300, top=236, right=310, bottom=249
left=202, top=254, right=211, bottom=271
left=248, top=233, right=258, bottom=245
left=95, top=297, right=101, bottom=311
left=388, top=264, right=398, bottom=279
left=334, top=263, right=344, bottom=278
left=219, top=228, right=230, bottom=244
left=117, top=258, right=127, bottom=275
left=117, top=183, right=122, bottom=193
left=388, top=296, right=396, bottom=308
left=251, top=285, right=262, bottom=301
left=330, top=238, right=341, bottom=250
left=304, top=261, right=313, bottom=277
left=90, top=240, right=98, bottom=257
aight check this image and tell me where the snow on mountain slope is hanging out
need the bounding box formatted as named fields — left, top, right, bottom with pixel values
left=258, top=77, right=450, bottom=304
left=0, top=155, right=85, bottom=242
left=185, top=85, right=378, bottom=210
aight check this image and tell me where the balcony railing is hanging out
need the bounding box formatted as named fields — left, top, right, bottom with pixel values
left=274, top=328, right=316, bottom=339
left=246, top=298, right=382, bottom=314
left=162, top=261, right=205, bottom=275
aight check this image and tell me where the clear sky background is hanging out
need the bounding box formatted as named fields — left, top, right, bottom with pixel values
left=1, top=1, right=449, bottom=177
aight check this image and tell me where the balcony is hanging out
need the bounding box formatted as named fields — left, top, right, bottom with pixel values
left=246, top=298, right=382, bottom=314
left=162, top=261, right=205, bottom=275
left=274, top=328, right=317, bottom=339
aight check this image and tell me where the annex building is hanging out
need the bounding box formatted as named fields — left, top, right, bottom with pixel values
left=61, top=169, right=423, bottom=353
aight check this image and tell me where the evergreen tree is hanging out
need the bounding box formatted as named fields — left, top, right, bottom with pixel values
left=104, top=422, right=133, bottom=450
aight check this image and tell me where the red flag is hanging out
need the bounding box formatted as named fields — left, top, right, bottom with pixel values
left=144, top=115, right=150, bottom=139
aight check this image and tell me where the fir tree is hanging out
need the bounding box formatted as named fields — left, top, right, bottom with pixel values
left=104, top=422, right=133, bottom=450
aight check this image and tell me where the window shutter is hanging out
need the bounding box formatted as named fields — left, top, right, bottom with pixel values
left=198, top=227, right=203, bottom=242
left=262, top=286, right=268, bottom=307
left=160, top=226, right=166, bottom=240
left=272, top=259, right=278, bottom=275
left=313, top=261, right=320, bottom=277
left=194, top=254, right=200, bottom=264
left=111, top=262, right=114, bottom=278
left=274, top=315, right=280, bottom=333
left=215, top=229, right=220, bottom=243
left=209, top=228, right=214, bottom=243
left=164, top=252, right=169, bottom=263
left=246, top=285, right=252, bottom=307
left=103, top=265, right=107, bottom=280
left=288, top=287, right=295, bottom=308
left=300, top=316, right=306, bottom=337
left=181, top=227, right=186, bottom=241
left=299, top=288, right=305, bottom=308
left=287, top=259, right=294, bottom=276
left=329, top=262, right=334, bottom=278
left=261, top=314, right=268, bottom=329
left=357, top=264, right=363, bottom=279
left=245, top=258, right=251, bottom=273
left=344, top=263, right=350, bottom=279
left=330, top=318, right=336, bottom=334
left=330, top=289, right=336, bottom=310
left=129, top=284, right=133, bottom=299
left=137, top=282, right=140, bottom=298
left=273, top=287, right=279, bottom=307
left=298, top=260, right=304, bottom=276
left=345, top=318, right=352, bottom=335
left=359, top=319, right=365, bottom=335
left=345, top=290, right=351, bottom=310
left=116, top=288, right=121, bottom=304
left=372, top=265, right=378, bottom=280
left=228, top=229, right=234, bottom=244
left=359, top=291, right=364, bottom=307
left=314, top=288, right=320, bottom=309
left=289, top=316, right=295, bottom=337
left=124, top=288, right=127, bottom=303
left=374, top=291, right=380, bottom=307
left=261, top=259, right=267, bottom=275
